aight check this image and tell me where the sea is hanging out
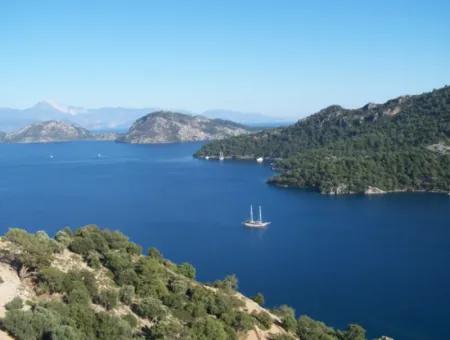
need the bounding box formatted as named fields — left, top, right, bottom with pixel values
left=0, top=141, right=449, bottom=340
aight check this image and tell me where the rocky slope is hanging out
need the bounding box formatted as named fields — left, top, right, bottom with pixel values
left=117, top=111, right=251, bottom=144
left=0, top=227, right=300, bottom=340
left=0, top=121, right=118, bottom=143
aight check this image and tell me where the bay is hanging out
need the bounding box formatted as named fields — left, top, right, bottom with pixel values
left=0, top=141, right=449, bottom=339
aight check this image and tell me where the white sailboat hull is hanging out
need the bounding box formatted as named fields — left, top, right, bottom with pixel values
left=243, top=220, right=271, bottom=228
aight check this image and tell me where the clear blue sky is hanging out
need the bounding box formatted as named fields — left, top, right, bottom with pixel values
left=1, top=0, right=450, bottom=117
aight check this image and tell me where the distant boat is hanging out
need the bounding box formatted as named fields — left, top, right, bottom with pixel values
left=97, top=153, right=102, bottom=159
left=205, top=156, right=210, bottom=160
left=219, top=151, right=224, bottom=161
left=256, top=157, right=264, bottom=163
left=49, top=154, right=54, bottom=159
left=243, top=205, right=271, bottom=228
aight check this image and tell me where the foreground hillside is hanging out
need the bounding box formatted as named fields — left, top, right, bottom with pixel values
left=0, top=226, right=369, bottom=340
left=196, top=86, right=450, bottom=194
left=117, top=111, right=251, bottom=144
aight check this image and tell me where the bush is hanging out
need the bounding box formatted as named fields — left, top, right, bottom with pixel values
left=191, top=317, right=229, bottom=340
left=177, top=262, right=196, bottom=279
left=122, top=313, right=138, bottom=328
left=148, top=247, right=163, bottom=261
left=273, top=305, right=296, bottom=332
left=62, top=270, right=98, bottom=298
left=5, top=228, right=57, bottom=275
left=168, top=278, right=188, bottom=294
left=342, top=324, right=366, bottom=340
left=1, top=306, right=60, bottom=340
left=95, top=289, right=118, bottom=310
left=213, top=274, right=238, bottom=292
left=38, top=267, right=65, bottom=294
left=50, top=325, right=83, bottom=340
left=252, top=292, right=265, bottom=306
left=65, top=285, right=91, bottom=305
left=69, top=236, right=96, bottom=257
left=95, top=312, right=133, bottom=340
left=119, top=285, right=135, bottom=305
left=5, top=297, right=23, bottom=311
left=296, top=315, right=337, bottom=339
left=132, top=297, right=166, bottom=321
left=146, top=319, right=188, bottom=339
left=252, top=311, right=272, bottom=330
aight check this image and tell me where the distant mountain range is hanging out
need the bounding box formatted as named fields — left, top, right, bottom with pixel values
left=0, top=111, right=251, bottom=144
left=0, top=101, right=294, bottom=132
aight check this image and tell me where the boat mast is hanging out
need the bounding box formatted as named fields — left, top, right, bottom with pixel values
left=250, top=205, right=254, bottom=222
left=259, top=206, right=262, bottom=222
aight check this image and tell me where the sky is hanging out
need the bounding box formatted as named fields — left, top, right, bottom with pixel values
left=1, top=0, right=450, bottom=117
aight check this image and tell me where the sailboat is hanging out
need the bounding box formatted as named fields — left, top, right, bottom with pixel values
left=219, top=151, right=224, bottom=161
left=243, top=205, right=271, bottom=228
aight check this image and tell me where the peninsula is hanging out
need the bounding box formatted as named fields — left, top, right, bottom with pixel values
left=196, top=86, right=450, bottom=195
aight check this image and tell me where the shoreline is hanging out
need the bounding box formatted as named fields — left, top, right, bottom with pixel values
left=196, top=154, right=450, bottom=196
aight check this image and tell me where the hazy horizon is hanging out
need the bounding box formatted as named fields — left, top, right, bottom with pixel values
left=2, top=1, right=450, bottom=116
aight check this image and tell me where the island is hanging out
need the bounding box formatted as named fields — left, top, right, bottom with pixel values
left=0, top=121, right=118, bottom=143
left=0, top=226, right=369, bottom=340
left=195, top=86, right=450, bottom=195
left=117, top=111, right=251, bottom=144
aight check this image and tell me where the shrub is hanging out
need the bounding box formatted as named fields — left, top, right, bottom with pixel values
left=95, top=289, right=118, bottom=310
left=252, top=292, right=265, bottom=306
left=5, top=228, right=57, bottom=275
left=132, top=297, right=166, bottom=321
left=122, top=313, right=138, bottom=328
left=119, top=285, right=135, bottom=305
left=50, top=325, right=83, bottom=340
left=177, top=262, right=196, bottom=279
left=65, top=285, right=91, bottom=305
left=273, top=305, right=296, bottom=332
left=148, top=247, right=163, bottom=261
left=168, top=278, right=188, bottom=294
left=213, top=274, right=238, bottom=292
left=146, top=319, right=188, bottom=339
left=296, top=315, right=337, bottom=339
left=95, top=312, right=133, bottom=340
left=252, top=311, right=272, bottom=330
left=1, top=306, right=60, bottom=340
left=62, top=270, right=98, bottom=298
left=191, top=317, right=229, bottom=340
left=69, top=236, right=96, bottom=256
left=5, top=297, right=23, bottom=311
left=342, top=324, right=366, bottom=340
left=38, top=267, right=65, bottom=294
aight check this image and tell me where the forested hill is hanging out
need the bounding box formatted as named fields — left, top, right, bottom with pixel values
left=195, top=86, right=450, bottom=194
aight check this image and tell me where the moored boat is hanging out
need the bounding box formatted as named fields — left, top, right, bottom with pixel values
left=243, top=205, right=271, bottom=228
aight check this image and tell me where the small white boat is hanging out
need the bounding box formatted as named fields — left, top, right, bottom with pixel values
left=49, top=154, right=54, bottom=159
left=219, top=151, right=224, bottom=161
left=256, top=157, right=264, bottom=163
left=243, top=205, right=271, bottom=228
left=205, top=156, right=210, bottom=160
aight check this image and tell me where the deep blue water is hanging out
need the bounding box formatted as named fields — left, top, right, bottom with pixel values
left=1, top=141, right=449, bottom=339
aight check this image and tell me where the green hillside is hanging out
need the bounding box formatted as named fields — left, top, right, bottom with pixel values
left=195, top=87, right=450, bottom=194
left=0, top=226, right=367, bottom=339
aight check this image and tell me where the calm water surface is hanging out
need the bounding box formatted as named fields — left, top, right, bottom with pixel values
left=0, top=141, right=449, bottom=339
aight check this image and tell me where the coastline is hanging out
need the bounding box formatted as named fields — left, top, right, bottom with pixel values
left=196, top=154, right=450, bottom=196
